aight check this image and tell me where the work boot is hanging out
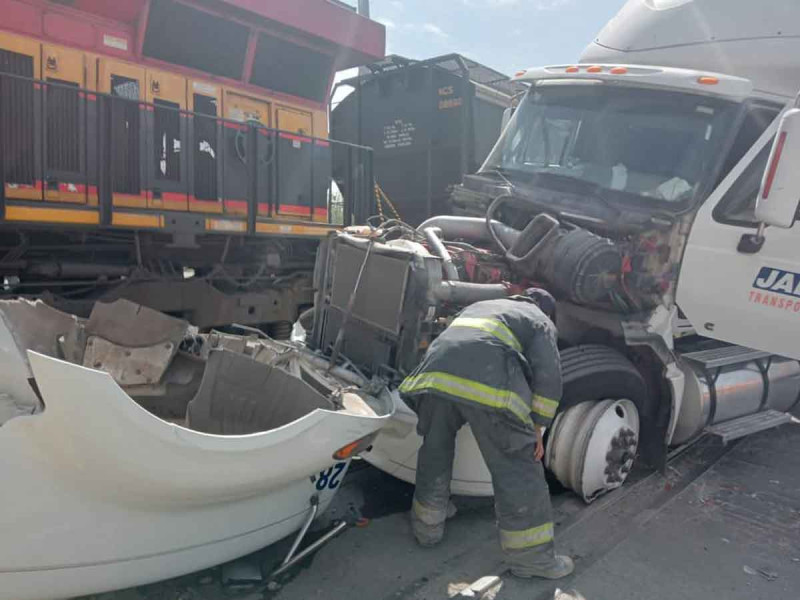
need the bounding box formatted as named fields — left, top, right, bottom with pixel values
left=410, top=498, right=449, bottom=547
left=508, top=554, right=574, bottom=580
left=410, top=512, right=445, bottom=547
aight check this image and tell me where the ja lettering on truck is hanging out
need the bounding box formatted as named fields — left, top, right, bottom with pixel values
left=307, top=0, right=800, bottom=503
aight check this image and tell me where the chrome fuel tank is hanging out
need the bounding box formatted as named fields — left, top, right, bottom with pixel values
left=672, top=355, right=800, bottom=445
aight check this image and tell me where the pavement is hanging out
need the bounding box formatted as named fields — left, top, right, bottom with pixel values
left=83, top=421, right=800, bottom=600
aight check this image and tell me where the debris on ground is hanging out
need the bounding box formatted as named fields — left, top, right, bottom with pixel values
left=449, top=575, right=503, bottom=598
left=743, top=565, right=779, bottom=581
left=554, top=590, right=587, bottom=600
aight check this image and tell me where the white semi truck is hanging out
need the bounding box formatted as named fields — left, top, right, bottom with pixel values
left=306, top=0, right=800, bottom=501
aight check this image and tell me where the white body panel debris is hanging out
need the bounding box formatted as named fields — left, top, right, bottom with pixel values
left=0, top=300, right=393, bottom=600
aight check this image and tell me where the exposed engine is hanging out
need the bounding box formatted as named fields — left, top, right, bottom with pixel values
left=421, top=209, right=674, bottom=313
left=308, top=208, right=676, bottom=381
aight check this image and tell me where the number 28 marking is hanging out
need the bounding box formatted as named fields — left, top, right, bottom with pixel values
left=316, top=462, right=346, bottom=490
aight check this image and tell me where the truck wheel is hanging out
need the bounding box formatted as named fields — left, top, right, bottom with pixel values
left=545, top=345, right=648, bottom=503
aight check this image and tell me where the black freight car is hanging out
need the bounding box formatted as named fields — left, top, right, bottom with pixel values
left=331, top=54, right=525, bottom=226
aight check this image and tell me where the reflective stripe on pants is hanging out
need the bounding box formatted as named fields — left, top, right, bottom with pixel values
left=500, top=522, right=554, bottom=551
left=411, top=395, right=555, bottom=564
left=412, top=497, right=448, bottom=526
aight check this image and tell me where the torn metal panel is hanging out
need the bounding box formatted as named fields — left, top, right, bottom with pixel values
left=71, top=299, right=193, bottom=389
left=124, top=353, right=206, bottom=419
left=0, top=299, right=82, bottom=367
left=85, top=299, right=191, bottom=348
left=83, top=336, right=178, bottom=386
left=186, top=349, right=333, bottom=435
left=0, top=313, right=39, bottom=424
left=0, top=299, right=83, bottom=423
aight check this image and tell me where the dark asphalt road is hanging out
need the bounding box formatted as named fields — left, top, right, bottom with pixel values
left=85, top=422, right=800, bottom=600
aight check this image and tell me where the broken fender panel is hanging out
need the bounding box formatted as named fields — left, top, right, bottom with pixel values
left=0, top=353, right=393, bottom=600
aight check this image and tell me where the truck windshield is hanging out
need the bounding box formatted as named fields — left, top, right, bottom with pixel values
left=483, top=83, right=739, bottom=209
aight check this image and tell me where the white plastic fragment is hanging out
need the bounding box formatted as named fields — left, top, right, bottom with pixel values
left=455, top=575, right=503, bottom=598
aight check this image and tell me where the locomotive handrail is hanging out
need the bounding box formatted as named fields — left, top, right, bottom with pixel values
left=0, top=71, right=374, bottom=232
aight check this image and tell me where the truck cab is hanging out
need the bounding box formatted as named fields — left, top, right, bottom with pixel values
left=313, top=0, right=800, bottom=502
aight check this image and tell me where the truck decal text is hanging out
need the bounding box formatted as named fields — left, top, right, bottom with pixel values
left=750, top=267, right=800, bottom=312
left=753, top=267, right=800, bottom=298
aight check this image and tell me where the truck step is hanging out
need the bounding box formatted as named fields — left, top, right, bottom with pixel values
left=705, top=410, right=794, bottom=445
left=681, top=345, right=771, bottom=370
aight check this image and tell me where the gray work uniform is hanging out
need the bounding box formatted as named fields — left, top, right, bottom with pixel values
left=399, top=297, right=562, bottom=564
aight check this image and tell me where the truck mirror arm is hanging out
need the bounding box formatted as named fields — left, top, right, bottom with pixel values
left=737, top=223, right=767, bottom=254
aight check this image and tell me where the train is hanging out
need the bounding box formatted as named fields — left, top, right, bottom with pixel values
left=0, top=0, right=384, bottom=332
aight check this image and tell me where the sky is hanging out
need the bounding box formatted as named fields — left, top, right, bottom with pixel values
left=363, top=0, right=629, bottom=77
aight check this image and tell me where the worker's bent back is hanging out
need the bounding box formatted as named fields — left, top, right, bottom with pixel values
left=400, top=297, right=562, bottom=428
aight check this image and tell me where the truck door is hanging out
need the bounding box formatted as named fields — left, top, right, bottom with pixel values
left=97, top=59, right=146, bottom=208
left=677, top=109, right=800, bottom=360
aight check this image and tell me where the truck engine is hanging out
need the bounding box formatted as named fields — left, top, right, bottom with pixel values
left=308, top=208, right=678, bottom=383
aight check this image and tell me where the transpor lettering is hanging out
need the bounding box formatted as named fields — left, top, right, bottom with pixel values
left=749, top=290, right=800, bottom=313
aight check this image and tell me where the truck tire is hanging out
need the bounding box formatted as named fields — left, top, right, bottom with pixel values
left=546, top=345, right=649, bottom=502
left=560, top=344, right=649, bottom=413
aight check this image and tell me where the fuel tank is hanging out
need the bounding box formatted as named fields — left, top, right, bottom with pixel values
left=672, top=352, right=800, bottom=444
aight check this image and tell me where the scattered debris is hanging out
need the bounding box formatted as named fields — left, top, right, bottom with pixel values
left=555, top=590, right=587, bottom=600
left=449, top=576, right=503, bottom=599
left=743, top=565, right=779, bottom=581
left=757, top=568, right=779, bottom=582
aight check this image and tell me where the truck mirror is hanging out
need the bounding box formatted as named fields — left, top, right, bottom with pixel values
left=501, top=107, right=515, bottom=131
left=755, top=107, right=800, bottom=228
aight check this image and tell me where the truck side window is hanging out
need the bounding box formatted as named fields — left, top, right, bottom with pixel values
left=716, top=106, right=778, bottom=183
left=713, top=105, right=780, bottom=227
left=713, top=141, right=771, bottom=226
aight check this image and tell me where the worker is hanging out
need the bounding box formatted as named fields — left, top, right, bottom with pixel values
left=399, top=289, right=574, bottom=580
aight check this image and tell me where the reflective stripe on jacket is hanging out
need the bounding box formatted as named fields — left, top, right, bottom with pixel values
left=399, top=298, right=562, bottom=427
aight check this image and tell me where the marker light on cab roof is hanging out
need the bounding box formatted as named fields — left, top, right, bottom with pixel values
left=513, top=64, right=753, bottom=100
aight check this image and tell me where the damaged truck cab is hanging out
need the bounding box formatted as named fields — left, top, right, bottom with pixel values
left=307, top=0, right=800, bottom=502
